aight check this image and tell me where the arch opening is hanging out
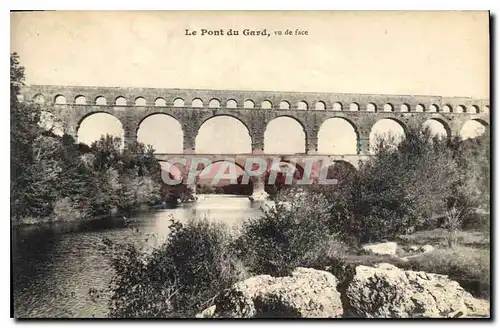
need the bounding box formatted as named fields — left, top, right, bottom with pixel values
left=297, top=101, right=308, bottom=110
left=95, top=96, right=107, bottom=106
left=226, top=99, right=238, bottom=109
left=77, top=112, right=124, bottom=148
left=261, top=100, right=272, bottom=109
left=369, top=118, right=406, bottom=154
left=422, top=119, right=449, bottom=140
left=279, top=101, right=290, bottom=110
left=315, top=101, right=326, bottom=111
left=137, top=113, right=183, bottom=154
left=75, top=95, right=86, bottom=105
left=155, top=98, right=167, bottom=107
left=115, top=96, right=127, bottom=106
left=197, top=160, right=253, bottom=195
left=54, top=95, right=66, bottom=105
left=173, top=98, right=185, bottom=107
left=318, top=118, right=358, bottom=155
left=460, top=119, right=488, bottom=140
left=209, top=99, right=221, bottom=108
left=192, top=98, right=203, bottom=108
left=244, top=99, right=255, bottom=109
left=195, top=116, right=252, bottom=154
left=264, top=116, right=306, bottom=154
left=135, top=97, right=147, bottom=106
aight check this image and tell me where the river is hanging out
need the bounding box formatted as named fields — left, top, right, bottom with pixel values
left=12, top=195, right=265, bottom=318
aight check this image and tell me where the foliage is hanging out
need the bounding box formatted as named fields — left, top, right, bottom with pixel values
left=103, top=217, right=245, bottom=318
left=11, top=53, right=165, bottom=224
left=10, top=52, right=43, bottom=220
left=317, top=127, right=471, bottom=244
left=236, top=188, right=348, bottom=276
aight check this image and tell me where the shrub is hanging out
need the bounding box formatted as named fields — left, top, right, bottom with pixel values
left=52, top=197, right=86, bottom=222
left=407, top=246, right=490, bottom=299
left=101, top=217, right=244, bottom=318
left=236, top=188, right=348, bottom=276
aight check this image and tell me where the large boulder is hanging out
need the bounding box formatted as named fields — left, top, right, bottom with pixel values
left=344, top=263, right=489, bottom=318
left=196, top=267, right=343, bottom=318
left=362, top=242, right=398, bottom=256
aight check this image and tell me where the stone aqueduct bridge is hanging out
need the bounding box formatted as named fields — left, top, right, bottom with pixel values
left=22, top=85, right=490, bottom=192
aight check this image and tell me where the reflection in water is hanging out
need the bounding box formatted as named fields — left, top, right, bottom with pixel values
left=12, top=195, right=264, bottom=318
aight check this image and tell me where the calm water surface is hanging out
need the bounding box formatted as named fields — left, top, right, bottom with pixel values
left=12, top=195, right=264, bottom=318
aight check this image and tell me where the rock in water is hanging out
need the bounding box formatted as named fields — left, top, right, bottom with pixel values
left=345, top=263, right=489, bottom=318
left=197, top=267, right=343, bottom=318
left=362, top=242, right=398, bottom=256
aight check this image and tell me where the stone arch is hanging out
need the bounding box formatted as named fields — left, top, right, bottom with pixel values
left=279, top=101, right=290, bottom=110
left=54, top=95, right=67, bottom=105
left=33, top=93, right=45, bottom=104
left=415, top=104, right=425, bottom=112
left=95, top=96, right=107, bottom=106
left=244, top=99, right=255, bottom=109
left=366, top=103, right=377, bottom=112
left=75, top=95, right=86, bottom=105
left=455, top=105, right=466, bottom=113
left=369, top=118, right=407, bottom=153
left=460, top=119, right=488, bottom=140
left=265, top=160, right=305, bottom=184
left=195, top=115, right=252, bottom=154
left=318, top=117, right=359, bottom=155
left=468, top=105, right=480, bottom=114
left=383, top=103, right=393, bottom=112
left=429, top=104, right=439, bottom=113
left=209, top=98, right=221, bottom=108
left=155, top=97, right=167, bottom=107
left=115, top=96, right=127, bottom=106
left=264, top=116, right=306, bottom=154
left=173, top=98, right=185, bottom=107
left=198, top=159, right=253, bottom=195
left=315, top=101, right=326, bottom=111
left=349, top=102, right=359, bottom=112
left=192, top=98, right=204, bottom=108
left=400, top=103, right=410, bottom=112
left=261, top=100, right=272, bottom=109
left=137, top=113, right=183, bottom=154
left=333, top=102, right=342, bottom=111
left=226, top=99, right=238, bottom=108
left=441, top=104, right=452, bottom=113
left=76, top=112, right=124, bottom=147
left=135, top=97, right=147, bottom=106
left=297, top=101, right=308, bottom=110
left=422, top=118, right=450, bottom=139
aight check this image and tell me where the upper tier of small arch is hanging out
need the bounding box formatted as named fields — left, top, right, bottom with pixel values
left=22, top=84, right=490, bottom=113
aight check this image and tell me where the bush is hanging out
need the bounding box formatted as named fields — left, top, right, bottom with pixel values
left=101, top=217, right=245, bottom=318
left=52, top=197, right=86, bottom=222
left=236, top=188, right=348, bottom=276
left=407, top=246, right=490, bottom=299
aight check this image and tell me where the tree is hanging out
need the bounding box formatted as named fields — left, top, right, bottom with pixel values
left=10, top=52, right=44, bottom=220
left=324, top=127, right=460, bottom=243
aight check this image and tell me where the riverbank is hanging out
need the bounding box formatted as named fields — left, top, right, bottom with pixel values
left=12, top=202, right=179, bottom=228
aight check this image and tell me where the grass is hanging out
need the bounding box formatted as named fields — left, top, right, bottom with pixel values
left=397, top=228, right=490, bottom=249
left=406, top=246, right=490, bottom=300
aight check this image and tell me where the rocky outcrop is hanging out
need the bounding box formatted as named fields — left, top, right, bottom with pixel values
left=344, top=263, right=489, bottom=318
left=362, top=242, right=398, bottom=256
left=196, top=267, right=343, bottom=318
left=197, top=264, right=489, bottom=319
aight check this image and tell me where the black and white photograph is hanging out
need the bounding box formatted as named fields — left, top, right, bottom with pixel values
left=10, top=10, right=491, bottom=319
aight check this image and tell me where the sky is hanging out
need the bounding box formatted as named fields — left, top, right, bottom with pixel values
left=10, top=11, right=490, bottom=155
